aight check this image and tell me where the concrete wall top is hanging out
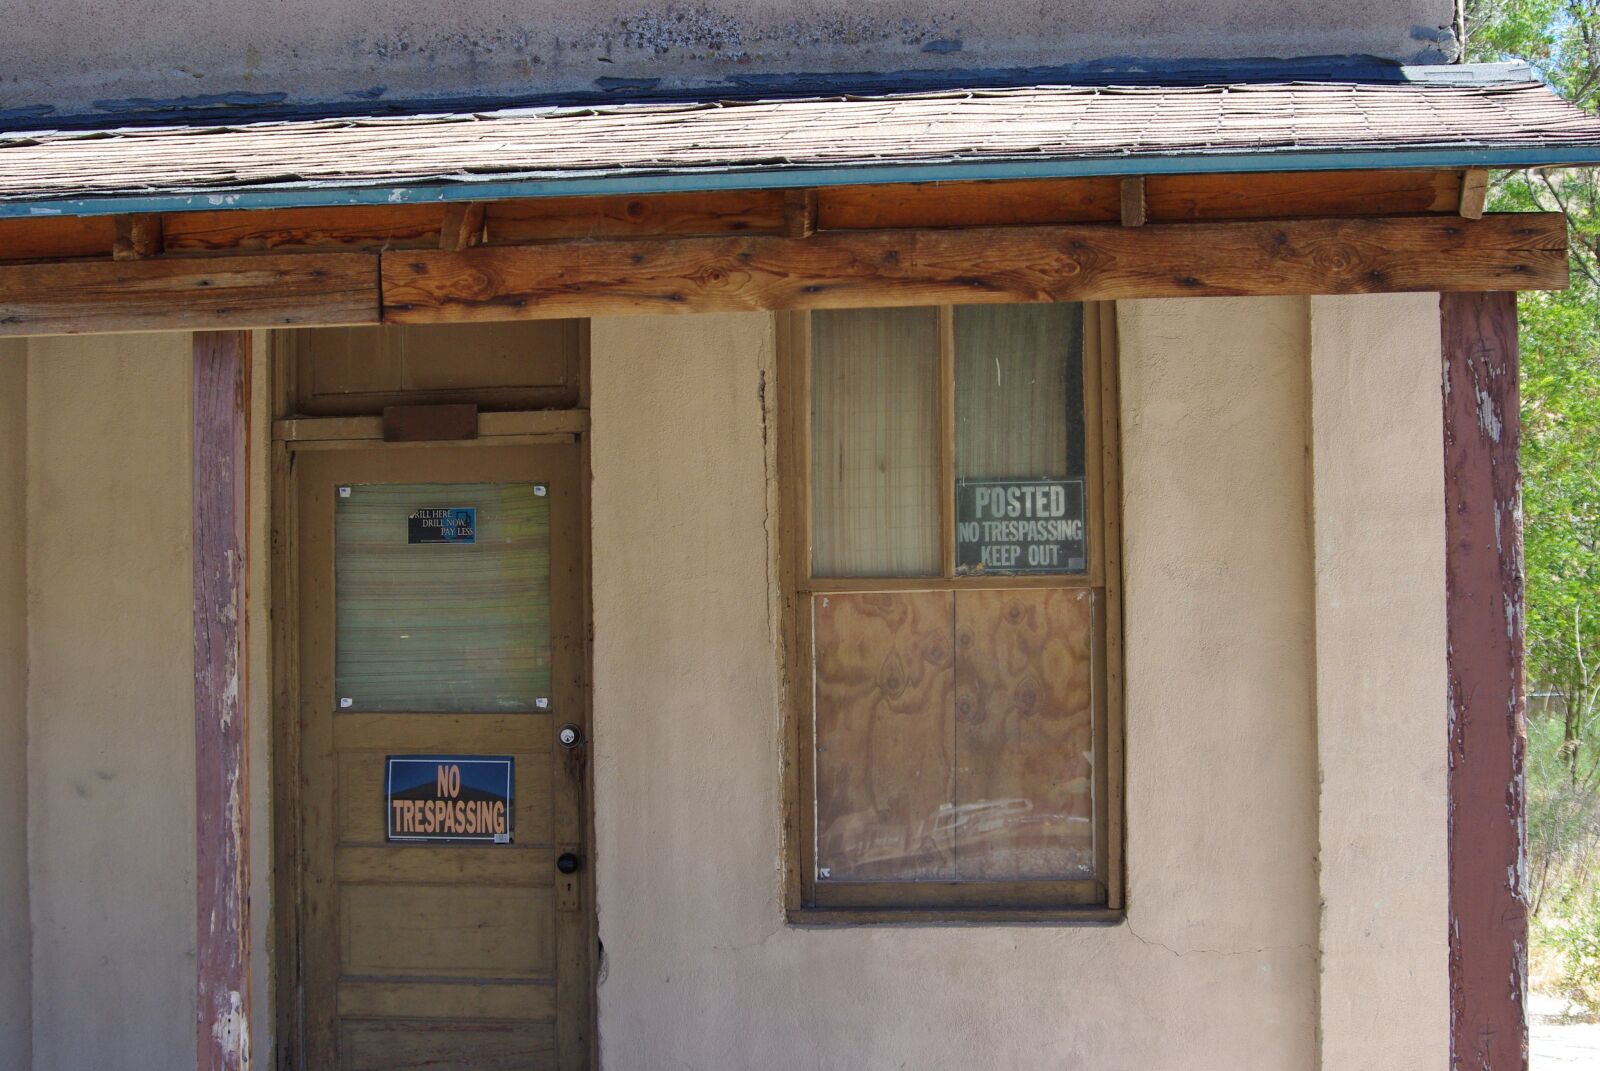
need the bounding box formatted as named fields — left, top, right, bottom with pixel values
left=1, top=1, right=1457, bottom=123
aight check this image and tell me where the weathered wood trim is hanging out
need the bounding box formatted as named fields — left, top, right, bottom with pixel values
left=0, top=211, right=1566, bottom=337
left=112, top=214, right=163, bottom=260
left=1119, top=177, right=1147, bottom=226
left=0, top=253, right=379, bottom=336
left=784, top=189, right=819, bottom=239
left=273, top=408, right=589, bottom=443
left=194, top=331, right=252, bottom=1071
left=164, top=204, right=441, bottom=254
left=381, top=403, right=479, bottom=442
left=485, top=188, right=787, bottom=244
left=383, top=214, right=1566, bottom=324
left=439, top=202, right=486, bottom=251
left=1459, top=169, right=1490, bottom=221
left=0, top=170, right=1471, bottom=264
left=1442, top=291, right=1528, bottom=1071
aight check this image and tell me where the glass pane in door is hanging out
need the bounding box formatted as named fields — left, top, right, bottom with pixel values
left=334, top=482, right=550, bottom=712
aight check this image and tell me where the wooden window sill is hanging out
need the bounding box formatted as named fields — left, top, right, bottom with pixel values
left=786, top=906, right=1126, bottom=928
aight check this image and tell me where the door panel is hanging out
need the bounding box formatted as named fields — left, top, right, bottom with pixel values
left=295, top=443, right=590, bottom=1071
left=338, top=1020, right=557, bottom=1071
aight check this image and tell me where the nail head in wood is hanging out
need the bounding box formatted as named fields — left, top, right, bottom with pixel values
left=785, top=189, right=819, bottom=239
left=1459, top=168, right=1490, bottom=220
left=1119, top=177, right=1147, bottom=227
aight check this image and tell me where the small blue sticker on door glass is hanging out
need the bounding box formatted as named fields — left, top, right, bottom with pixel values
left=408, top=507, right=476, bottom=545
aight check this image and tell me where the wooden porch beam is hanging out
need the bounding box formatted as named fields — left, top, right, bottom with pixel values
left=0, top=212, right=1565, bottom=336
left=439, top=202, right=486, bottom=251
left=1459, top=168, right=1490, bottom=221
left=0, top=169, right=1475, bottom=265
left=784, top=189, right=819, bottom=238
left=0, top=252, right=379, bottom=336
left=194, top=331, right=253, bottom=1071
left=1119, top=177, right=1147, bottom=226
left=1442, top=291, right=1528, bottom=1070
left=383, top=213, right=1567, bottom=324
left=112, top=213, right=163, bottom=260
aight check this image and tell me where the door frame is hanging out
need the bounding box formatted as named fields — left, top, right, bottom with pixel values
left=269, top=410, right=596, bottom=1069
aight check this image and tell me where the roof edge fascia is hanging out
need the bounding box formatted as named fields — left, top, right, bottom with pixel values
left=2, top=140, right=1596, bottom=221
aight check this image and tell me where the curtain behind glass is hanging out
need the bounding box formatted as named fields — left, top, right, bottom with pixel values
left=335, top=482, right=550, bottom=712
left=810, top=307, right=940, bottom=577
left=954, top=303, right=1085, bottom=482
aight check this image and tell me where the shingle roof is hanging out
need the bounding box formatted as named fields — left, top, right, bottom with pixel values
left=3, top=80, right=1600, bottom=209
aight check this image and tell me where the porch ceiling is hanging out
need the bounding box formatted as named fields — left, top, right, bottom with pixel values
left=4, top=77, right=1600, bottom=216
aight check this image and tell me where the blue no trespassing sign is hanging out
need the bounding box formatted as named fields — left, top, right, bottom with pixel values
left=386, top=755, right=513, bottom=844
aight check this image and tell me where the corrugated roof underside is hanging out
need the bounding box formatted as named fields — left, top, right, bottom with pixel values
left=3, top=81, right=1600, bottom=202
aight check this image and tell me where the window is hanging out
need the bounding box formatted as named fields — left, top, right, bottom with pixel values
left=780, top=303, right=1123, bottom=920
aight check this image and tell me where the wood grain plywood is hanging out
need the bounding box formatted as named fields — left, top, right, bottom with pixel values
left=813, top=590, right=956, bottom=881
left=953, top=588, right=1094, bottom=880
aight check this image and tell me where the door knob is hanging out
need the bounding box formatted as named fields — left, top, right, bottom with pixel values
left=556, top=852, right=581, bottom=875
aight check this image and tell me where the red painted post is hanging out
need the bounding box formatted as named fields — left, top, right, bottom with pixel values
left=194, top=331, right=252, bottom=1071
left=1442, top=292, right=1528, bottom=1070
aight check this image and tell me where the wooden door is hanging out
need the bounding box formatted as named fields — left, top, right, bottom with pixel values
left=294, top=443, right=590, bottom=1070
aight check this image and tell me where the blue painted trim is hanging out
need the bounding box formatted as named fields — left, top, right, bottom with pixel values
left=4, top=143, right=1600, bottom=219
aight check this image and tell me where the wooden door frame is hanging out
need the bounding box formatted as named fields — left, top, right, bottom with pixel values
left=267, top=407, right=596, bottom=1070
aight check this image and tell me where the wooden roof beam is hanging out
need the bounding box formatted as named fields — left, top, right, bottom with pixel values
left=112, top=214, right=163, bottom=260
left=439, top=202, right=486, bottom=251
left=1459, top=169, right=1490, bottom=220
left=1120, top=177, right=1147, bottom=226
left=0, top=212, right=1565, bottom=337
left=784, top=189, right=819, bottom=238
left=0, top=252, right=379, bottom=336
left=381, top=213, right=1568, bottom=325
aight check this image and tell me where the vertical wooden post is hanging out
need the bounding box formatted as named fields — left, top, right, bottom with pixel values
left=1442, top=292, right=1528, bottom=1070
left=194, top=331, right=252, bottom=1071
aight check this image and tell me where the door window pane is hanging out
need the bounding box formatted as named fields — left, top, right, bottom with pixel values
left=811, top=307, right=940, bottom=577
left=954, top=303, right=1088, bottom=575
left=335, top=482, right=550, bottom=712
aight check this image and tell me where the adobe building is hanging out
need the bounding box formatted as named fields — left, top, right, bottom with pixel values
left=0, top=2, right=1594, bottom=1069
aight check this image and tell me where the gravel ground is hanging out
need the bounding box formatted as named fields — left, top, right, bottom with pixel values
left=1531, top=993, right=1600, bottom=1069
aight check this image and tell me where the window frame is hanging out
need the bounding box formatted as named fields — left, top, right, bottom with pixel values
left=778, top=302, right=1125, bottom=924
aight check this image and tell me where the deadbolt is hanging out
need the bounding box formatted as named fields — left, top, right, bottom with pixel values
left=558, top=724, right=582, bottom=748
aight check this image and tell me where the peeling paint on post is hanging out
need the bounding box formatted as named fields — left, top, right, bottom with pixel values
left=194, top=331, right=252, bottom=1071
left=1442, top=291, right=1527, bottom=1071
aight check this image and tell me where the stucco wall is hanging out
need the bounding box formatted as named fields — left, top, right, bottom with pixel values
left=0, top=339, right=31, bottom=1070
left=0, top=296, right=1451, bottom=1068
left=1309, top=293, right=1449, bottom=1068
left=588, top=298, right=1325, bottom=1069
left=0, top=1, right=1456, bottom=121
left=24, top=334, right=198, bottom=1071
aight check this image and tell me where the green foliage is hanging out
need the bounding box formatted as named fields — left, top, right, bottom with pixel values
left=1467, top=0, right=1600, bottom=1010
left=1537, top=873, right=1600, bottom=1012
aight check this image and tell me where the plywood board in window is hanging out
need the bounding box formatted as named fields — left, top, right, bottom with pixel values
left=813, top=590, right=956, bottom=881
left=952, top=588, right=1094, bottom=880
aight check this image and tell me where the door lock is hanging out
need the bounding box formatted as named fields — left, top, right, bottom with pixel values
left=558, top=724, right=582, bottom=749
